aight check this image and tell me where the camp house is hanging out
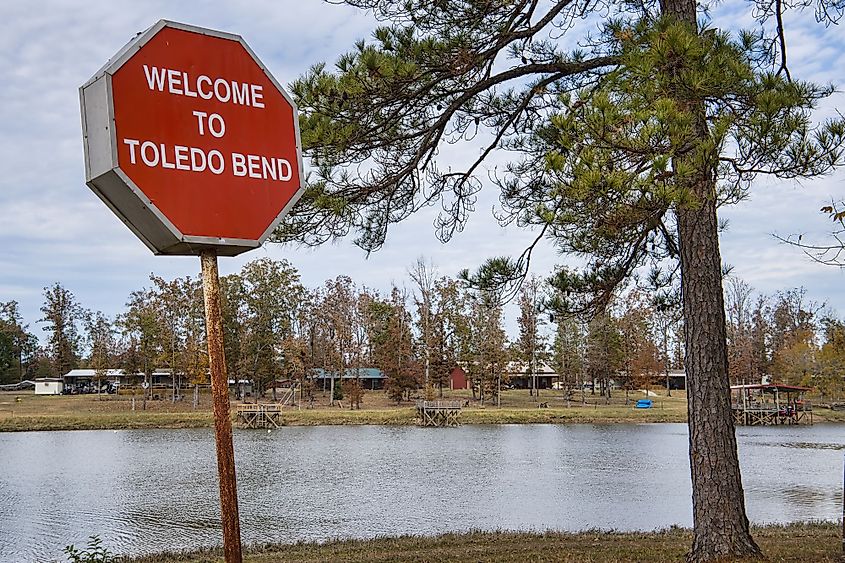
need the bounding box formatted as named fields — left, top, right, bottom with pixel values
left=450, top=362, right=560, bottom=390
left=504, top=362, right=558, bottom=390
left=63, top=369, right=125, bottom=393
left=664, top=369, right=686, bottom=390
left=62, top=368, right=174, bottom=393
left=312, top=368, right=386, bottom=390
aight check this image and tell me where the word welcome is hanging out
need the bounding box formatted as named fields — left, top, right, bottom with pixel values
left=143, top=65, right=265, bottom=108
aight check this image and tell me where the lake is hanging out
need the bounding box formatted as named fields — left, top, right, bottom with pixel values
left=0, top=423, right=842, bottom=561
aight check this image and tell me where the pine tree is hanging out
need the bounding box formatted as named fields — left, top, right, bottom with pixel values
left=84, top=311, right=116, bottom=396
left=0, top=301, right=37, bottom=384
left=239, top=258, right=306, bottom=398
left=466, top=291, right=509, bottom=406
left=119, top=288, right=162, bottom=408
left=586, top=312, right=624, bottom=400
left=515, top=277, right=548, bottom=397
left=39, top=283, right=85, bottom=377
left=551, top=316, right=586, bottom=401
left=280, top=2, right=844, bottom=559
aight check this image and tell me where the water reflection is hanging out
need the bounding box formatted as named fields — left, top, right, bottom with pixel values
left=0, top=423, right=841, bottom=561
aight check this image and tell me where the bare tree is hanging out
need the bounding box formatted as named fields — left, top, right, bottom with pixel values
left=409, top=257, right=437, bottom=391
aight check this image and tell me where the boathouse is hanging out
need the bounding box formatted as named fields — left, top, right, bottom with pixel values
left=730, top=383, right=813, bottom=426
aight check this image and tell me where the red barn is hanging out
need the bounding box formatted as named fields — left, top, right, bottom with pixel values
left=449, top=366, right=470, bottom=390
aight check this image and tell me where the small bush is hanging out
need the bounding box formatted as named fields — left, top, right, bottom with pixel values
left=64, top=535, right=114, bottom=563
left=332, top=380, right=344, bottom=401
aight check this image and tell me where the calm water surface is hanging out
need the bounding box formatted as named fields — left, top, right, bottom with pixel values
left=0, top=423, right=842, bottom=561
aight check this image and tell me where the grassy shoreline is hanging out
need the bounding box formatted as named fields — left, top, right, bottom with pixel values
left=0, top=407, right=689, bottom=432
left=2, top=390, right=842, bottom=432
left=119, top=522, right=843, bottom=562
left=3, top=407, right=843, bottom=432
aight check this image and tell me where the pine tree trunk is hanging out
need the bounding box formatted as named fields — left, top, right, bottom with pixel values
left=662, top=0, right=763, bottom=560
left=677, top=179, right=761, bottom=562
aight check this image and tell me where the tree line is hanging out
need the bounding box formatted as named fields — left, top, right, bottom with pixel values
left=2, top=260, right=841, bottom=404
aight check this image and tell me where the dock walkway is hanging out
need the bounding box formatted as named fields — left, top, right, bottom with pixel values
left=236, top=403, right=283, bottom=429
left=415, top=400, right=462, bottom=427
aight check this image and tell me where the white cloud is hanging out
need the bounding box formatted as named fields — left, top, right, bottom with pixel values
left=0, top=0, right=843, bottom=340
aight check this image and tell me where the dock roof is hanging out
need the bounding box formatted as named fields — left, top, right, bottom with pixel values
left=730, top=383, right=811, bottom=392
left=312, top=368, right=385, bottom=379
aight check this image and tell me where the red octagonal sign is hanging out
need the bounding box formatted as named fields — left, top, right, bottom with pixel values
left=80, top=20, right=303, bottom=256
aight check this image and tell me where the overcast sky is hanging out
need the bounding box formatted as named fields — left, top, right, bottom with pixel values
left=0, top=0, right=843, bottom=339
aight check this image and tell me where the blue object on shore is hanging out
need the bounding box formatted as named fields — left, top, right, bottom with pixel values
left=636, top=399, right=653, bottom=409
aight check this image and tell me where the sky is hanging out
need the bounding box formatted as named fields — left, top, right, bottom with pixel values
left=0, top=0, right=843, bottom=339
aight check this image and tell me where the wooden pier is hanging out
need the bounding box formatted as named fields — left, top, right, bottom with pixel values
left=731, top=384, right=813, bottom=426
left=236, top=403, right=283, bottom=429
left=415, top=400, right=462, bottom=427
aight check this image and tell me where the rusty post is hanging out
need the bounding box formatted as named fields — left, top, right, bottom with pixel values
left=200, top=249, right=243, bottom=563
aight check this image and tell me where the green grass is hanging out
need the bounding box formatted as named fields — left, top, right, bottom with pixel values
left=815, top=408, right=845, bottom=423
left=279, top=408, right=417, bottom=425
left=0, top=405, right=689, bottom=432
left=4, top=389, right=843, bottom=431
left=461, top=405, right=685, bottom=424
left=0, top=412, right=214, bottom=432
left=120, top=522, right=842, bottom=562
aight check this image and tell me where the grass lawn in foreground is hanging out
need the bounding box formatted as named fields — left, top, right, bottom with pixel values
left=121, top=522, right=842, bottom=562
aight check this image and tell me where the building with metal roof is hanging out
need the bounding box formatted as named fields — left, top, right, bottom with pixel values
left=311, top=368, right=386, bottom=390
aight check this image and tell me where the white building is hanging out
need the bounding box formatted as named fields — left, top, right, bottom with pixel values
left=34, top=378, right=64, bottom=395
left=63, top=368, right=126, bottom=387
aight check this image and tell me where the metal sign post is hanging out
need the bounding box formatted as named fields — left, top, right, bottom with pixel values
left=201, top=250, right=242, bottom=563
left=80, top=20, right=304, bottom=563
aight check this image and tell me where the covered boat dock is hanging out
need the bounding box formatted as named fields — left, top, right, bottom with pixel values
left=730, top=383, right=813, bottom=426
